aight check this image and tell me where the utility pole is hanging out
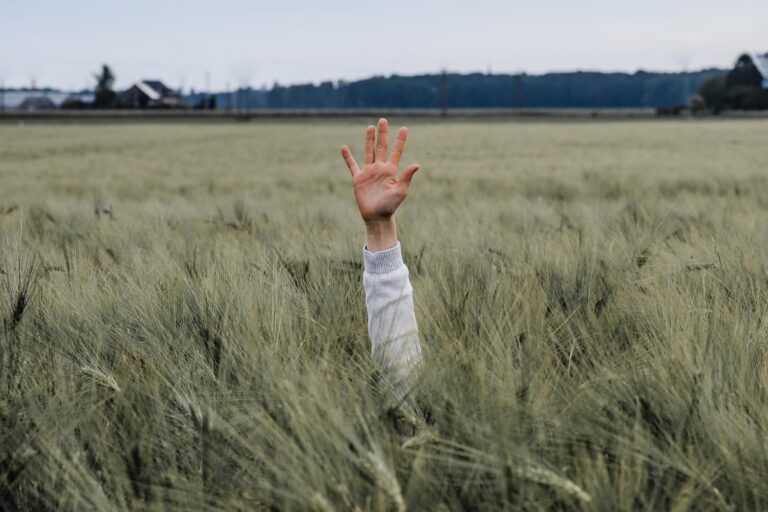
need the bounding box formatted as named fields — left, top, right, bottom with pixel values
left=675, top=55, right=692, bottom=106
left=204, top=71, right=211, bottom=109
left=440, top=69, right=448, bottom=117
left=597, top=76, right=604, bottom=110
left=239, top=81, right=249, bottom=111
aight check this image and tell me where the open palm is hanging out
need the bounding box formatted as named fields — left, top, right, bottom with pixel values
left=341, top=119, right=420, bottom=222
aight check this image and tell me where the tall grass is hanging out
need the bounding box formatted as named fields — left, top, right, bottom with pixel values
left=1, top=119, right=768, bottom=510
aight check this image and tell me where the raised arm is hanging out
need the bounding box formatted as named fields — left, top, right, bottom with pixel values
left=340, top=118, right=422, bottom=398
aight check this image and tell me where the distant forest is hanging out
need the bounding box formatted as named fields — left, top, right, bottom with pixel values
left=187, top=70, right=725, bottom=110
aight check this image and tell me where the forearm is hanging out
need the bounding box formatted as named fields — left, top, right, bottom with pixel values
left=362, top=240, right=422, bottom=397
left=365, top=217, right=398, bottom=252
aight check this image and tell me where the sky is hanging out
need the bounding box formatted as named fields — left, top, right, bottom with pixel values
left=1, top=0, right=766, bottom=91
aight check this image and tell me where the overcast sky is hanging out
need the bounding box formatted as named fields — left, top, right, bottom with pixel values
left=1, top=0, right=765, bottom=91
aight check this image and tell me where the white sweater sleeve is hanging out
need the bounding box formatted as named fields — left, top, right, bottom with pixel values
left=363, top=242, right=422, bottom=397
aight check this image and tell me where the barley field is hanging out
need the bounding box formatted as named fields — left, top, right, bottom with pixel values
left=2, top=119, right=768, bottom=511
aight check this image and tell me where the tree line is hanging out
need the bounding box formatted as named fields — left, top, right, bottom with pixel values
left=92, top=64, right=730, bottom=110
left=228, top=70, right=722, bottom=110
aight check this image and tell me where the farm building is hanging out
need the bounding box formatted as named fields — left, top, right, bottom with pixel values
left=121, top=80, right=181, bottom=108
left=730, top=52, right=768, bottom=89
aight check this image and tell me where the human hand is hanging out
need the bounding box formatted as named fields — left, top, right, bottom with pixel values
left=340, top=118, right=420, bottom=251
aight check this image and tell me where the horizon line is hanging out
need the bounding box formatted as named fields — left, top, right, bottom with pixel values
left=1, top=65, right=730, bottom=93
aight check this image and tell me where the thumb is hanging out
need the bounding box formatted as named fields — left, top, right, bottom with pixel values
left=399, top=164, right=420, bottom=189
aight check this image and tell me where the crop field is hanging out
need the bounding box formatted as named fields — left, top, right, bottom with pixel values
left=3, top=119, right=768, bottom=511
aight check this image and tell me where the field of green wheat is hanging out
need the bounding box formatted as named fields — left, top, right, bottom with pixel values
left=2, top=119, right=768, bottom=511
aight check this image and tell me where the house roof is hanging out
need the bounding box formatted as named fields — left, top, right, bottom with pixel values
left=134, top=81, right=161, bottom=101
left=128, top=80, right=177, bottom=100
left=143, top=80, right=168, bottom=93
left=751, top=52, right=768, bottom=79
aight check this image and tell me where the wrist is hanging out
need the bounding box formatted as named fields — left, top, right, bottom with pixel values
left=364, top=216, right=398, bottom=252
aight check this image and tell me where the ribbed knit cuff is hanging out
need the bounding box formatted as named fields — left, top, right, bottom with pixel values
left=363, top=242, right=404, bottom=274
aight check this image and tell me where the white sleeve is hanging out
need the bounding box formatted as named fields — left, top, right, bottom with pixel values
left=362, top=242, right=422, bottom=397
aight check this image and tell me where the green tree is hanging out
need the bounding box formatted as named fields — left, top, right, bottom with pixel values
left=697, top=74, right=727, bottom=111
left=93, top=65, right=118, bottom=108
left=726, top=85, right=768, bottom=110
